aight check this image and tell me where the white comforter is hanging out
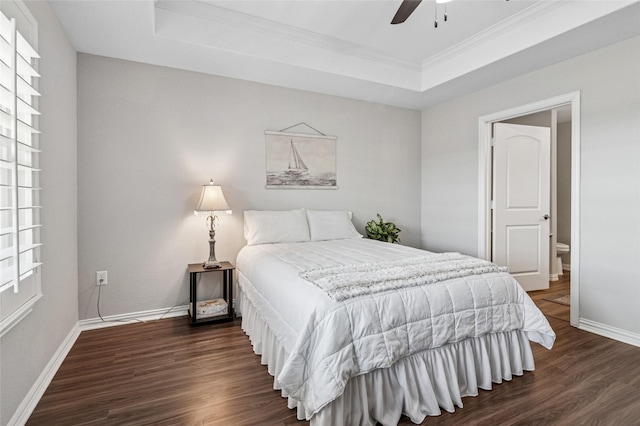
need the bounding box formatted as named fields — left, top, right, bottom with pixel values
left=236, top=239, right=555, bottom=417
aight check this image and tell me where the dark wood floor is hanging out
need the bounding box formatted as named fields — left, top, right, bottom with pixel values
left=29, top=273, right=640, bottom=425
left=527, top=272, right=571, bottom=323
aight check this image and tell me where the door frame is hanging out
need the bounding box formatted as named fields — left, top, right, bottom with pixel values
left=478, top=91, right=581, bottom=326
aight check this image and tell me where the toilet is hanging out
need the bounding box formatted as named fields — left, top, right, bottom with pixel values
left=556, top=242, right=570, bottom=276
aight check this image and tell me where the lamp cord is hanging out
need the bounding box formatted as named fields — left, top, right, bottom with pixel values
left=97, top=280, right=106, bottom=322
left=96, top=283, right=144, bottom=324
left=96, top=282, right=186, bottom=324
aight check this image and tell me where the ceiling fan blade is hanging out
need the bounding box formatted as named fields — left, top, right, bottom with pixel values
left=391, top=0, right=423, bottom=24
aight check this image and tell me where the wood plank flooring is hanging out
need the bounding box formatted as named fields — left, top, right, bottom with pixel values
left=28, top=273, right=640, bottom=425
left=527, top=273, right=571, bottom=323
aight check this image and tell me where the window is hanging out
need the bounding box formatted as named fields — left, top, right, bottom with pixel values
left=0, top=3, right=41, bottom=336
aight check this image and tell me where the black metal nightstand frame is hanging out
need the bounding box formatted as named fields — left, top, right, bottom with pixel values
left=188, top=262, right=234, bottom=326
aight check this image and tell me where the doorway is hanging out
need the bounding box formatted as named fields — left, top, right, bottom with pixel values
left=478, top=92, right=580, bottom=326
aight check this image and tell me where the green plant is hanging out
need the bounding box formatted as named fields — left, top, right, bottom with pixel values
left=365, top=214, right=401, bottom=244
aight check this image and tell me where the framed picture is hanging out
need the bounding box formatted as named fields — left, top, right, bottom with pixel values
left=265, top=130, right=337, bottom=189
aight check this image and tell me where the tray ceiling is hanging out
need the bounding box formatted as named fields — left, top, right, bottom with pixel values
left=50, top=0, right=639, bottom=109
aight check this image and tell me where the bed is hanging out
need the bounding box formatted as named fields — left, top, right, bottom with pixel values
left=236, top=209, right=555, bottom=426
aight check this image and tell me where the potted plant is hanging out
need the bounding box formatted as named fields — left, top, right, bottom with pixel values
left=365, top=214, right=401, bottom=244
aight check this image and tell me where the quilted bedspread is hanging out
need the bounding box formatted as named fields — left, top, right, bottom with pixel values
left=236, top=239, right=556, bottom=416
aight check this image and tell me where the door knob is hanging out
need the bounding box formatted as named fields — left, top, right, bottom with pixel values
left=543, top=214, right=550, bottom=220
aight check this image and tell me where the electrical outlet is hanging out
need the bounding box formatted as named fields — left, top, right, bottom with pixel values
left=96, top=271, right=108, bottom=286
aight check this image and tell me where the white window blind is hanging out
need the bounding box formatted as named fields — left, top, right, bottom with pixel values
left=0, top=7, right=41, bottom=336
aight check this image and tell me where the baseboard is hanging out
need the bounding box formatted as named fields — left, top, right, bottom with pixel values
left=9, top=322, right=81, bottom=426
left=562, top=263, right=571, bottom=271
left=549, top=273, right=559, bottom=281
left=579, top=318, right=640, bottom=348
left=79, top=305, right=189, bottom=331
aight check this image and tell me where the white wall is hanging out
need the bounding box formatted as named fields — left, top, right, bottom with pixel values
left=422, top=36, right=640, bottom=336
left=77, top=54, right=422, bottom=320
left=0, top=1, right=78, bottom=424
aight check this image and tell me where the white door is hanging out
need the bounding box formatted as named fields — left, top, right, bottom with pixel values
left=492, top=123, right=551, bottom=291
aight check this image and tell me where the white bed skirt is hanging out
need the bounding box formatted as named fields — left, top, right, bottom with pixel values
left=238, top=289, right=536, bottom=426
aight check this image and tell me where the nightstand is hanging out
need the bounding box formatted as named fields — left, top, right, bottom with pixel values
left=188, top=262, right=234, bottom=326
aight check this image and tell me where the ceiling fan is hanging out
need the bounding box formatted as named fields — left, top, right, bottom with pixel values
left=391, top=0, right=425, bottom=25
left=391, top=0, right=452, bottom=26
left=391, top=0, right=509, bottom=26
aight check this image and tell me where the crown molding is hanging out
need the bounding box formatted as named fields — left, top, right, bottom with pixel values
left=421, top=0, right=565, bottom=70
left=154, top=0, right=421, bottom=72
left=419, top=0, right=637, bottom=91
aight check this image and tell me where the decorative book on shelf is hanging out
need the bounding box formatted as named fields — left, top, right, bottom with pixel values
left=190, top=298, right=228, bottom=318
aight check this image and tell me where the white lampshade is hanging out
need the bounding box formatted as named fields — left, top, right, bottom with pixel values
left=194, top=180, right=231, bottom=215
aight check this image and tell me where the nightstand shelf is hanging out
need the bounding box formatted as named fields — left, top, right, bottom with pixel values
left=188, top=262, right=234, bottom=326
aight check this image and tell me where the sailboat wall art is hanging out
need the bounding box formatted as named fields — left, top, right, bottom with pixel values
left=265, top=130, right=337, bottom=189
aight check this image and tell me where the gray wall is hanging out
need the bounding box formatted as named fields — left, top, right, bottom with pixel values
left=77, top=54, right=422, bottom=320
left=502, top=110, right=552, bottom=127
left=0, top=1, right=78, bottom=424
left=557, top=121, right=572, bottom=255
left=421, top=36, right=640, bottom=335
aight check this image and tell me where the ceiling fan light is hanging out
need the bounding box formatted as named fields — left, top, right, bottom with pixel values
left=436, top=0, right=452, bottom=3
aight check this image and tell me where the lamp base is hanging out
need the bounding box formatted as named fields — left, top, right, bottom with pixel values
left=202, top=260, right=221, bottom=269
left=203, top=227, right=221, bottom=269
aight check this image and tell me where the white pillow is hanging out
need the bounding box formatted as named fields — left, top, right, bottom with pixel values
left=243, top=209, right=310, bottom=245
left=306, top=210, right=362, bottom=241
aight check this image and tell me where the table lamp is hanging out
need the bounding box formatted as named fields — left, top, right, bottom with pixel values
left=194, top=179, right=231, bottom=269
